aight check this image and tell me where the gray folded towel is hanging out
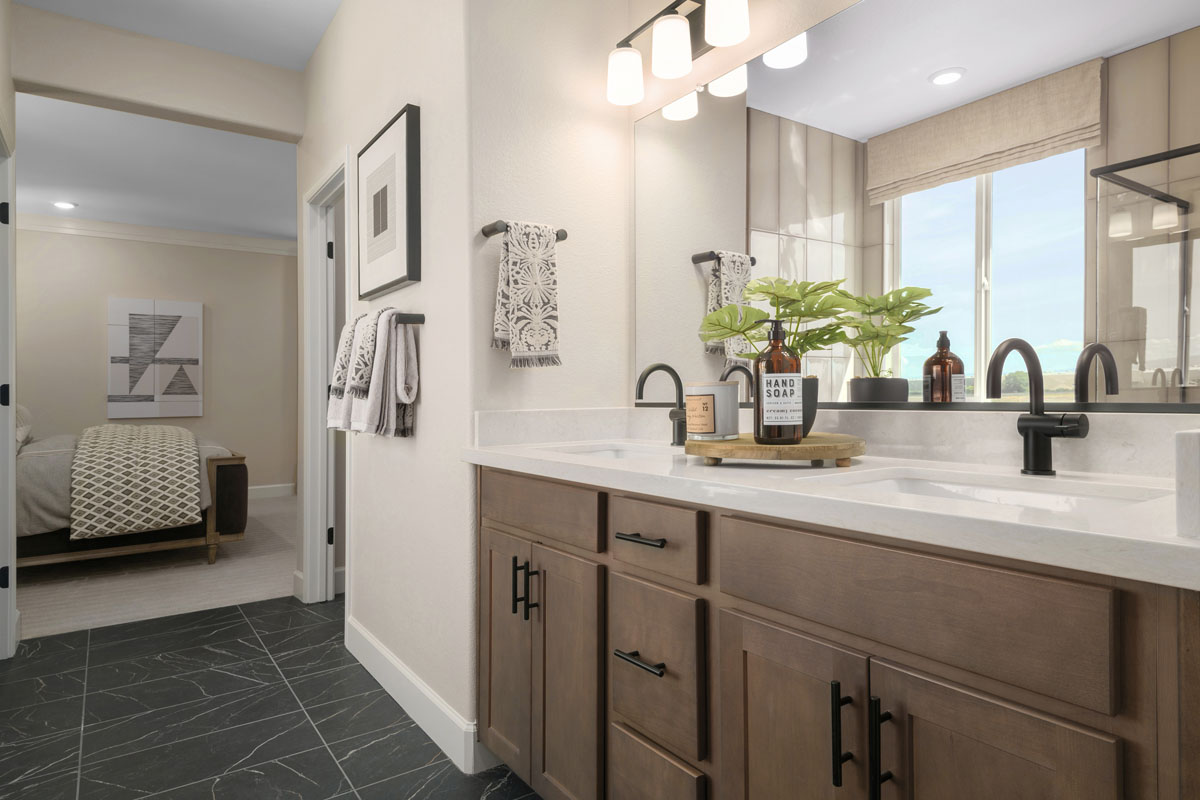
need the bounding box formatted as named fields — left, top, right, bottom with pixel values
left=703, top=250, right=753, bottom=365
left=492, top=221, right=562, bottom=368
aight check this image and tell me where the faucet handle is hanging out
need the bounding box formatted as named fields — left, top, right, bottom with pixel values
left=668, top=408, right=687, bottom=422
left=1057, top=413, right=1089, bottom=439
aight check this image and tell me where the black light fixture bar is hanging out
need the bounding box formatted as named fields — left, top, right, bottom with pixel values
left=481, top=220, right=568, bottom=242
left=692, top=250, right=756, bottom=266
left=1090, top=142, right=1200, bottom=212
left=617, top=0, right=695, bottom=48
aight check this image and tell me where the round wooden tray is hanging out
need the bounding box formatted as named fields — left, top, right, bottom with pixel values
left=684, top=432, right=866, bottom=467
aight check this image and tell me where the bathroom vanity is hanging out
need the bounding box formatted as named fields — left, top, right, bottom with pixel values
left=469, top=440, right=1199, bottom=800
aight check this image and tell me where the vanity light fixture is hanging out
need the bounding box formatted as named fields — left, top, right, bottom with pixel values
left=928, top=67, right=966, bottom=86
left=607, top=46, right=645, bottom=106
left=708, top=64, right=748, bottom=97
left=662, top=90, right=699, bottom=121
left=1152, top=202, right=1180, bottom=230
left=1108, top=210, right=1133, bottom=239
left=53, top=201, right=77, bottom=210
left=705, top=0, right=750, bottom=47
left=763, top=32, right=808, bottom=70
left=651, top=12, right=692, bottom=79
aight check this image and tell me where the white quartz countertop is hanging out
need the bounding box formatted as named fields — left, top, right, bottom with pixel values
left=462, top=439, right=1200, bottom=591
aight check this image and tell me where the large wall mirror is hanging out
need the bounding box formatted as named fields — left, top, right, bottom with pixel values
left=634, top=0, right=1200, bottom=409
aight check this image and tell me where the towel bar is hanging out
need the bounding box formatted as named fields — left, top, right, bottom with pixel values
left=692, top=251, right=756, bottom=266
left=482, top=220, right=568, bottom=242
left=391, top=313, right=426, bottom=325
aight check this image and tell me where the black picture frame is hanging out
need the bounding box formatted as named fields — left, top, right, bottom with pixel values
left=357, top=104, right=421, bottom=300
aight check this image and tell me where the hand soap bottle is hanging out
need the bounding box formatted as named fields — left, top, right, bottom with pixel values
left=754, top=319, right=804, bottom=444
left=923, top=331, right=966, bottom=403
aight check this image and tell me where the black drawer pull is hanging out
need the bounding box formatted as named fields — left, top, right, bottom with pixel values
left=830, top=680, right=854, bottom=787
left=614, top=649, right=666, bottom=677
left=868, top=696, right=894, bottom=800
left=615, top=531, right=667, bottom=549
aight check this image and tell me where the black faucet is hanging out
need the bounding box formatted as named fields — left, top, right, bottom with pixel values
left=635, top=363, right=687, bottom=447
left=985, top=338, right=1088, bottom=476
left=1074, top=343, right=1119, bottom=402
left=720, top=364, right=755, bottom=401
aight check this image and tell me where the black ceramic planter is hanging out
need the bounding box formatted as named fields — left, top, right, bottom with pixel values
left=848, top=377, right=909, bottom=403
left=801, top=376, right=819, bottom=435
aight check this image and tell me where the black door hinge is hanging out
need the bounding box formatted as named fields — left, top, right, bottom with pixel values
left=0, top=567, right=9, bottom=589
left=327, top=241, right=334, bottom=259
left=327, top=527, right=335, bottom=546
left=0, top=384, right=8, bottom=407
left=0, top=202, right=8, bottom=225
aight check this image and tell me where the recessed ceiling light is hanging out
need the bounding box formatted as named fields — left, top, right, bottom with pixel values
left=928, top=68, right=965, bottom=86
left=53, top=201, right=78, bottom=210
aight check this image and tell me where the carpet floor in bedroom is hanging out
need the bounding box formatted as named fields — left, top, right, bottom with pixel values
left=0, top=596, right=538, bottom=799
left=16, top=496, right=302, bottom=639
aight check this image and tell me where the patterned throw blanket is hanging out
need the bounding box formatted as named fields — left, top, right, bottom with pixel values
left=69, top=425, right=202, bottom=540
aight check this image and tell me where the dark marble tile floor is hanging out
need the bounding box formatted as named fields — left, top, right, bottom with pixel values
left=0, top=596, right=538, bottom=799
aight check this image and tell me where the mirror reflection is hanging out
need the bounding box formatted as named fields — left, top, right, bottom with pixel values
left=634, top=0, right=1200, bottom=406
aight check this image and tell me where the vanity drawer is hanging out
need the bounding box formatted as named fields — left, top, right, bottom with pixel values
left=610, top=573, right=707, bottom=761
left=720, top=517, right=1118, bottom=714
left=609, top=496, right=706, bottom=584
left=609, top=723, right=706, bottom=800
left=479, top=469, right=604, bottom=552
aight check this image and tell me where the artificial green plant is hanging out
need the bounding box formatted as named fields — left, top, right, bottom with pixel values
left=699, top=278, right=855, bottom=360
left=837, top=287, right=942, bottom=378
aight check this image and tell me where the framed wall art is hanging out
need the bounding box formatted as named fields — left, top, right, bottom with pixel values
left=357, top=104, right=421, bottom=300
left=107, top=297, right=203, bottom=419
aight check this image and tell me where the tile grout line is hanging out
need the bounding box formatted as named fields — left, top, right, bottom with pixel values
left=75, top=628, right=89, bottom=800
left=237, top=605, right=363, bottom=800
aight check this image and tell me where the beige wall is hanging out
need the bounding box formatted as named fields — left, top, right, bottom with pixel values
left=12, top=4, right=304, bottom=142
left=0, top=0, right=13, bottom=151
left=14, top=222, right=298, bottom=487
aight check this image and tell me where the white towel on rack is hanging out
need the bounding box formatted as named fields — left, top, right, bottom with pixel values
left=350, top=309, right=419, bottom=437
left=492, top=221, right=562, bottom=368
left=327, top=313, right=368, bottom=431
left=702, top=250, right=753, bottom=366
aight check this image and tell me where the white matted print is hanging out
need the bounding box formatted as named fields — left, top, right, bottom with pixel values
left=107, top=297, right=203, bottom=419
left=357, top=104, right=420, bottom=299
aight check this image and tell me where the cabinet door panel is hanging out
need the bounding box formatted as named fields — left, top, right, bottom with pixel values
left=719, top=609, right=871, bottom=800
left=479, top=527, right=532, bottom=781
left=531, top=544, right=604, bottom=800
left=871, top=660, right=1121, bottom=800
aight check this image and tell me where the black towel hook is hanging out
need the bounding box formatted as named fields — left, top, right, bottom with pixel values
left=482, top=220, right=568, bottom=242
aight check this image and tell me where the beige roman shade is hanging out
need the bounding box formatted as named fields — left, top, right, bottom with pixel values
left=866, top=59, right=1104, bottom=205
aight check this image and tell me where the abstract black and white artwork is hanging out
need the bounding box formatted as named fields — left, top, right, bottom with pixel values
left=107, top=298, right=203, bottom=419
left=357, top=104, right=421, bottom=299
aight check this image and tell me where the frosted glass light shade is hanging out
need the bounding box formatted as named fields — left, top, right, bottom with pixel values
left=708, top=64, right=747, bottom=97
left=763, top=32, right=808, bottom=70
left=651, top=13, right=692, bottom=79
left=607, top=46, right=644, bottom=106
left=1152, top=203, right=1180, bottom=230
left=1108, top=210, right=1133, bottom=239
left=662, top=91, right=699, bottom=121
left=705, top=0, right=749, bottom=47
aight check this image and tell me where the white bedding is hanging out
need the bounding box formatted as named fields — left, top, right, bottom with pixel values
left=15, top=434, right=232, bottom=538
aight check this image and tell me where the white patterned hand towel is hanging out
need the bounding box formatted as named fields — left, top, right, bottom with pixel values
left=702, top=250, right=753, bottom=364
left=350, top=309, right=419, bottom=437
left=327, top=313, right=368, bottom=431
left=492, top=221, right=562, bottom=368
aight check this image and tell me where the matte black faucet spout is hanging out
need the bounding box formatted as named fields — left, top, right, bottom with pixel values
left=1074, top=343, right=1119, bottom=402
left=986, top=338, right=1088, bottom=476
left=720, top=363, right=755, bottom=401
left=636, top=363, right=687, bottom=447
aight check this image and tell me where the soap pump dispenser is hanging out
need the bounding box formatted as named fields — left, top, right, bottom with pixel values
left=923, top=330, right=966, bottom=403
left=754, top=319, right=804, bottom=445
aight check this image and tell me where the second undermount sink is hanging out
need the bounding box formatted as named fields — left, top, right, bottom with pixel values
left=820, top=467, right=1171, bottom=515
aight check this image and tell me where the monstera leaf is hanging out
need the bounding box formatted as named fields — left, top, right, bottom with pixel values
left=699, top=304, right=769, bottom=343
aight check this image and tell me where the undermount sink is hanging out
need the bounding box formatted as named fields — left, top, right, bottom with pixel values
left=533, top=441, right=677, bottom=460
left=820, top=467, right=1171, bottom=515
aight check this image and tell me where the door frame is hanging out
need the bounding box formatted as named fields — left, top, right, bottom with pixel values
left=299, top=151, right=352, bottom=604
left=0, top=131, right=17, bottom=657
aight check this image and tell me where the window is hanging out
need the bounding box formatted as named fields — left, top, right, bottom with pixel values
left=897, top=149, right=1086, bottom=401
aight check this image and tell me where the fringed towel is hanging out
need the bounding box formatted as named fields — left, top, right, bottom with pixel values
left=492, top=221, right=562, bottom=368
left=327, top=313, right=368, bottom=430
left=341, top=308, right=419, bottom=437
left=702, top=250, right=753, bottom=366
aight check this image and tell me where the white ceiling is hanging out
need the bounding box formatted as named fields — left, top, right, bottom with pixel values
left=15, top=0, right=342, bottom=70
left=17, top=93, right=297, bottom=240
left=747, top=0, right=1200, bottom=142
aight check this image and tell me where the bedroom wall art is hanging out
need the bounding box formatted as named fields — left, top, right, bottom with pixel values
left=357, top=104, right=421, bottom=300
left=107, top=297, right=203, bottom=418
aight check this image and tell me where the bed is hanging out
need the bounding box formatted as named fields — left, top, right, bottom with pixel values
left=14, top=415, right=248, bottom=567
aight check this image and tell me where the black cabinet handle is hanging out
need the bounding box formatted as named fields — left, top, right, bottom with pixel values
left=868, top=696, right=894, bottom=800
left=615, top=532, right=668, bottom=549
left=830, top=680, right=853, bottom=787
left=614, top=649, right=666, bottom=677
left=512, top=559, right=539, bottom=621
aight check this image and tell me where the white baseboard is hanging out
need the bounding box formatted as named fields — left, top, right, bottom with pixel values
left=345, top=616, right=500, bottom=774
left=334, top=566, right=345, bottom=596
left=249, top=483, right=296, bottom=500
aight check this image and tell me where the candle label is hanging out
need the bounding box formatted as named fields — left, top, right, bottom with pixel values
left=760, top=374, right=804, bottom=424
left=685, top=394, right=716, bottom=434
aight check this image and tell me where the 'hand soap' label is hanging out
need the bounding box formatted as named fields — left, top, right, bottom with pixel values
left=760, top=374, right=804, bottom=425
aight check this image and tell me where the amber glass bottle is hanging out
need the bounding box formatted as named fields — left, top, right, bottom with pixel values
left=754, top=320, right=804, bottom=444
left=923, top=331, right=966, bottom=403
